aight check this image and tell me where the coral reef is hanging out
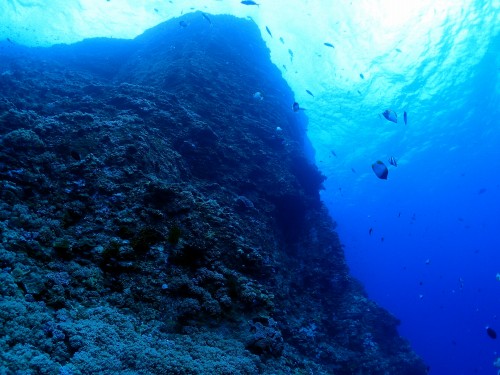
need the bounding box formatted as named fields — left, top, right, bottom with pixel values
left=0, top=12, right=427, bottom=375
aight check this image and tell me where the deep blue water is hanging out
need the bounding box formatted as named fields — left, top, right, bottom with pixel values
left=1, top=1, right=499, bottom=373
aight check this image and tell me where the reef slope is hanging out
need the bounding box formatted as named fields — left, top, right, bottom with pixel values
left=0, top=13, right=427, bottom=375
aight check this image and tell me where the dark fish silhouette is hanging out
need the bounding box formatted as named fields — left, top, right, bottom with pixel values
left=360, top=73, right=364, bottom=79
left=331, top=150, right=337, bottom=157
left=288, top=49, right=294, bottom=62
left=179, top=21, right=188, bottom=28
left=279, top=37, right=284, bottom=44
left=306, top=90, right=314, bottom=97
left=292, top=102, right=306, bottom=112
left=382, top=109, right=398, bottom=123
left=324, top=42, right=334, bottom=48
left=369, top=228, right=373, bottom=235
left=202, top=13, right=212, bottom=25
left=372, top=160, right=388, bottom=179
left=404, top=111, right=408, bottom=125
left=241, top=0, right=259, bottom=6
left=388, top=156, right=398, bottom=167
left=265, top=26, right=272, bottom=37
left=486, top=327, right=497, bottom=339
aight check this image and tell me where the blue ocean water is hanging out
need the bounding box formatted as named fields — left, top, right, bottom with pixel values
left=1, top=1, right=499, bottom=373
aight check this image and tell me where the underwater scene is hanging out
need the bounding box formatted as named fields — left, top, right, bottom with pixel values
left=0, top=1, right=498, bottom=374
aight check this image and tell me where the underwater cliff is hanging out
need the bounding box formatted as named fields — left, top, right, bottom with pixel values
left=0, top=13, right=427, bottom=375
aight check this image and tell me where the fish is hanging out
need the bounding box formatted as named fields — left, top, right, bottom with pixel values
left=478, top=188, right=487, bottom=194
left=487, top=327, right=497, bottom=339
left=404, top=111, right=408, bottom=125
left=324, top=42, right=334, bottom=48
left=202, top=13, right=212, bottom=25
left=253, top=92, right=263, bottom=101
left=360, top=73, right=364, bottom=79
left=388, top=156, right=398, bottom=167
left=292, top=102, right=306, bottom=112
left=265, top=26, right=272, bottom=37
left=351, top=168, right=356, bottom=173
left=369, top=228, right=373, bottom=235
left=241, top=0, right=259, bottom=6
left=382, top=109, right=398, bottom=123
left=372, top=160, right=388, bottom=179
left=331, top=150, right=337, bottom=157
left=179, top=21, right=188, bottom=28
left=288, top=49, right=294, bottom=62
left=279, top=37, right=284, bottom=44
left=306, top=90, right=314, bottom=97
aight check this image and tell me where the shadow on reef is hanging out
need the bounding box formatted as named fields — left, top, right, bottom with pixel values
left=0, top=12, right=427, bottom=375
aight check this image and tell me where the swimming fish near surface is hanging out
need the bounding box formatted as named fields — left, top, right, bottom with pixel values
left=306, top=90, right=314, bottom=97
left=404, top=111, right=408, bottom=125
left=292, top=102, right=306, bottom=112
left=382, top=109, right=398, bottom=123
left=265, top=26, right=272, bottom=37
left=359, top=73, right=364, bottom=79
left=279, top=37, right=285, bottom=44
left=324, top=42, right=334, bottom=48
left=372, top=160, right=389, bottom=179
left=388, top=156, right=398, bottom=167
left=241, top=0, right=259, bottom=6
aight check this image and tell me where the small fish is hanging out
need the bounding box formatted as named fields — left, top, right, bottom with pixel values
left=288, top=49, right=294, bottom=62
left=382, top=109, right=398, bottom=123
left=279, top=37, right=284, bottom=44
left=253, top=92, right=263, bottom=101
left=331, top=150, right=337, bottom=157
left=179, top=21, right=188, bottom=28
left=306, top=90, right=314, bottom=97
left=241, top=0, right=259, bottom=6
left=369, top=228, right=373, bottom=235
left=360, top=73, right=364, bottom=79
left=292, top=102, right=306, bottom=112
left=351, top=168, right=356, bottom=173
left=396, top=48, right=402, bottom=53
left=372, top=160, right=388, bottom=179
left=404, top=111, right=408, bottom=125
left=478, top=188, right=487, bottom=194
left=324, top=42, right=334, bottom=48
left=265, top=26, right=272, bottom=37
left=486, top=326, right=497, bottom=339
left=388, top=156, right=398, bottom=167
left=202, top=13, right=212, bottom=25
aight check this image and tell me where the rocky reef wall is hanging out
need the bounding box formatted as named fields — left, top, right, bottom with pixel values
left=0, top=13, right=427, bottom=375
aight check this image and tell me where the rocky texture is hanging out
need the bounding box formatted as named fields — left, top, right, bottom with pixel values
left=0, top=13, right=427, bottom=375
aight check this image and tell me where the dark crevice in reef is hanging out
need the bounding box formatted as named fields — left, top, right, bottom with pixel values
left=0, top=12, right=427, bottom=375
